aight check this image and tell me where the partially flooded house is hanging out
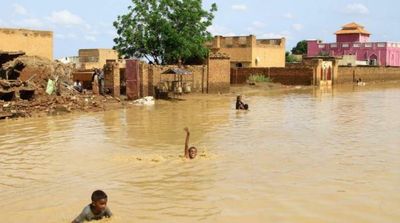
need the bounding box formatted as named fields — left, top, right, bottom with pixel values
left=208, top=35, right=286, bottom=68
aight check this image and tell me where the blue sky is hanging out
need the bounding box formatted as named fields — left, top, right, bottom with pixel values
left=0, top=0, right=399, bottom=58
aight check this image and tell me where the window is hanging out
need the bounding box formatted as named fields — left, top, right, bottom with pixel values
left=353, top=43, right=360, bottom=48
left=330, top=44, right=337, bottom=48
left=225, top=38, right=233, bottom=47
left=342, top=43, right=349, bottom=48
left=365, top=43, right=372, bottom=48
left=239, top=37, right=247, bottom=46
left=88, top=56, right=99, bottom=62
left=318, top=44, right=325, bottom=49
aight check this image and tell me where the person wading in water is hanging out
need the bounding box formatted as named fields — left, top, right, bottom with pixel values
left=183, top=127, right=197, bottom=159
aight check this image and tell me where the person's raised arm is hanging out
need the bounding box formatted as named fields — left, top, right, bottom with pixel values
left=184, top=127, right=190, bottom=159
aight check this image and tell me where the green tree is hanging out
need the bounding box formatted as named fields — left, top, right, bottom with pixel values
left=291, top=40, right=308, bottom=55
left=286, top=51, right=303, bottom=63
left=113, top=0, right=217, bottom=65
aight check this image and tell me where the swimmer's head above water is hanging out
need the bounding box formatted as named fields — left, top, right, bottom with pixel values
left=184, top=127, right=197, bottom=159
left=188, top=146, right=197, bottom=159
left=91, top=190, right=108, bottom=213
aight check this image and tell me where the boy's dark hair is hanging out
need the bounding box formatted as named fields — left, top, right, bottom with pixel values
left=244, top=104, right=249, bottom=110
left=91, top=190, right=108, bottom=202
left=189, top=146, right=197, bottom=151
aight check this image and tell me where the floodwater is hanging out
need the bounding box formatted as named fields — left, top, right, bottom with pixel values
left=1, top=83, right=399, bottom=223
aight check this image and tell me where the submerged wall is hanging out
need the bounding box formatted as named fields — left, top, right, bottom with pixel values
left=337, top=66, right=400, bottom=83
left=230, top=64, right=314, bottom=85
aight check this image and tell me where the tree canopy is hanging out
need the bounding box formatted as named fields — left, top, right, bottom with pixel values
left=113, top=0, right=217, bottom=65
left=291, top=40, right=308, bottom=55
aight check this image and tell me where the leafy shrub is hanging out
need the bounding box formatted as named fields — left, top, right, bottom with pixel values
left=248, top=74, right=272, bottom=83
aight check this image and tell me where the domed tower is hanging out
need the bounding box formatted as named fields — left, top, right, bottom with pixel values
left=335, top=22, right=371, bottom=43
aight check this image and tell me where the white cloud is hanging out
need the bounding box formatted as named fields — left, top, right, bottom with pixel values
left=246, top=21, right=267, bottom=35
left=13, top=4, right=28, bottom=16
left=84, top=35, right=97, bottom=42
left=56, top=33, right=77, bottom=40
left=20, top=18, right=44, bottom=28
left=261, top=31, right=290, bottom=39
left=343, top=3, right=369, bottom=15
left=10, top=18, right=45, bottom=29
left=55, top=34, right=66, bottom=39
left=283, top=13, right=294, bottom=19
left=292, top=23, right=304, bottom=31
left=252, top=21, right=266, bottom=28
left=47, top=10, right=84, bottom=26
left=232, top=4, right=247, bottom=11
left=261, top=33, right=285, bottom=39
left=207, top=25, right=235, bottom=36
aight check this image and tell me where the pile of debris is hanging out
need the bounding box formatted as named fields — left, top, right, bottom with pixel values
left=0, top=55, right=120, bottom=119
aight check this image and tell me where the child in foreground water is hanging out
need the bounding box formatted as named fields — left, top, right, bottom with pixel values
left=184, top=127, right=197, bottom=159
left=72, top=190, right=112, bottom=223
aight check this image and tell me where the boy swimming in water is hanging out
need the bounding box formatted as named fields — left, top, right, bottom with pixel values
left=72, top=190, right=112, bottom=223
left=184, top=127, right=197, bottom=159
left=236, top=95, right=249, bottom=110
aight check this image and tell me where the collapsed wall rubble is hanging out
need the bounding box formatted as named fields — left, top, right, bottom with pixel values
left=0, top=55, right=120, bottom=119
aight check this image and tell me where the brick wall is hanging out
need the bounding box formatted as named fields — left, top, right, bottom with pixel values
left=337, top=66, right=400, bottom=83
left=231, top=65, right=314, bottom=85
left=79, top=49, right=118, bottom=69
left=133, top=63, right=207, bottom=97
left=104, top=62, right=120, bottom=97
left=0, top=28, right=53, bottom=59
left=207, top=56, right=231, bottom=93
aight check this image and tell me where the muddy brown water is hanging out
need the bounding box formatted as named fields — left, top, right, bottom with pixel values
left=1, top=83, right=399, bottom=223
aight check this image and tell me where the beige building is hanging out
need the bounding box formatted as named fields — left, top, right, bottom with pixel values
left=0, top=28, right=53, bottom=59
left=208, top=35, right=285, bottom=68
left=79, top=49, right=119, bottom=69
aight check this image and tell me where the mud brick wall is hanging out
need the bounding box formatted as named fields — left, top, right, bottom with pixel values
left=139, top=63, right=150, bottom=97
left=0, top=28, right=53, bottom=59
left=104, top=62, right=120, bottom=97
left=207, top=57, right=231, bottom=93
left=337, top=66, right=400, bottom=84
left=112, top=63, right=120, bottom=97
left=231, top=66, right=314, bottom=85
left=145, top=64, right=206, bottom=94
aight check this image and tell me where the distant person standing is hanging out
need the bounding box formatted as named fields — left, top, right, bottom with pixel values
left=98, top=68, right=105, bottom=95
left=236, top=95, right=249, bottom=110
left=92, top=70, right=99, bottom=95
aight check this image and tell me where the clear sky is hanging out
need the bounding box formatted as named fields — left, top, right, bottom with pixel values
left=1, top=0, right=399, bottom=59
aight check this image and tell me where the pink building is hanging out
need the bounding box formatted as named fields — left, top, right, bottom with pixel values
left=307, top=23, right=400, bottom=66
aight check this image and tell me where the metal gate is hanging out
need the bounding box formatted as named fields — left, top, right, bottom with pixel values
left=125, top=59, right=140, bottom=100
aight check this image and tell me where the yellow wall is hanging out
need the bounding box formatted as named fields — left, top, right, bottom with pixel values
left=79, top=49, right=118, bottom=69
left=217, top=47, right=252, bottom=67
left=0, top=28, right=53, bottom=59
left=209, top=35, right=285, bottom=68
left=252, top=45, right=285, bottom=67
